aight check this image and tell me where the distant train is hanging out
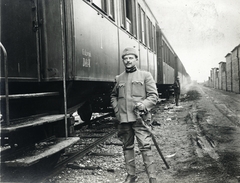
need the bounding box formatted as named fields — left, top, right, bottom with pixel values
left=0, top=0, right=190, bottom=166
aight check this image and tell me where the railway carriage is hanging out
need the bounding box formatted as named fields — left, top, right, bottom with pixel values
left=0, top=0, right=190, bottom=167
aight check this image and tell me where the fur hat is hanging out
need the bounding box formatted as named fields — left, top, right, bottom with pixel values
left=122, top=47, right=138, bottom=59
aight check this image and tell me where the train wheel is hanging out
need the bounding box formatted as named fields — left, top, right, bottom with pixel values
left=77, top=101, right=92, bottom=121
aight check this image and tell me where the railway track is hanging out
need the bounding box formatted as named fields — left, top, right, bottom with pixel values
left=1, top=112, right=118, bottom=183
left=200, top=86, right=240, bottom=127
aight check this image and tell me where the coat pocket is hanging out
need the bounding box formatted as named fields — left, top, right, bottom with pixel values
left=118, top=83, right=125, bottom=98
left=132, top=80, right=145, bottom=97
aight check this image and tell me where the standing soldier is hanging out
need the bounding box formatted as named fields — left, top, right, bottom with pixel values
left=111, top=47, right=158, bottom=183
left=173, top=76, right=181, bottom=106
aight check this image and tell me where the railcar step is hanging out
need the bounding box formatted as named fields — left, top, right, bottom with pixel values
left=3, top=137, right=80, bottom=167
left=0, top=92, right=59, bottom=99
left=1, top=114, right=70, bottom=133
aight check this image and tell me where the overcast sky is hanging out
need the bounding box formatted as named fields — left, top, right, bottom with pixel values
left=147, top=0, right=240, bottom=82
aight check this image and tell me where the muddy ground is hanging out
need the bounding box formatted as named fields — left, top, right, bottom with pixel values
left=49, top=83, right=240, bottom=183
left=149, top=84, right=240, bottom=183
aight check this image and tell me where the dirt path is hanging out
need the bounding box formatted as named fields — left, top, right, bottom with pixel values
left=49, top=83, right=240, bottom=183
left=146, top=84, right=240, bottom=183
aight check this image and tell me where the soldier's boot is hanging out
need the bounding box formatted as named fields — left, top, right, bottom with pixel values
left=123, top=150, right=138, bottom=183
left=141, top=150, right=157, bottom=183
left=175, top=99, right=178, bottom=106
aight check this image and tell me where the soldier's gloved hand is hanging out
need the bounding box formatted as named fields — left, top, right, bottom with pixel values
left=135, top=102, right=146, bottom=112
left=145, top=119, right=152, bottom=127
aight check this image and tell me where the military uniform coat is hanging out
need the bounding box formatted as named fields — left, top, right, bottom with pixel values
left=111, top=69, right=158, bottom=123
left=173, top=80, right=181, bottom=94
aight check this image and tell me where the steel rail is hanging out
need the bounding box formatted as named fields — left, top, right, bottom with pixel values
left=40, top=129, right=117, bottom=183
left=74, top=112, right=114, bottom=130
left=56, top=130, right=117, bottom=169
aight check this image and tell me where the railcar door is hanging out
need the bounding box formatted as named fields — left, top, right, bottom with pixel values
left=37, top=0, right=65, bottom=81
left=0, top=0, right=40, bottom=81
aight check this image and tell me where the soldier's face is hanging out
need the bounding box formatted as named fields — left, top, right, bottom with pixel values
left=122, top=54, right=137, bottom=69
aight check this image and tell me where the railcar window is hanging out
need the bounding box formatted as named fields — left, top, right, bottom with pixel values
left=146, top=17, right=150, bottom=48
left=126, top=0, right=132, bottom=33
left=108, top=0, right=115, bottom=20
left=167, top=45, right=170, bottom=65
left=165, top=46, right=168, bottom=64
left=167, top=47, right=170, bottom=65
left=91, top=0, right=115, bottom=21
left=120, top=1, right=126, bottom=27
left=150, top=20, right=153, bottom=50
left=138, top=4, right=142, bottom=41
left=147, top=17, right=153, bottom=50
left=120, top=0, right=137, bottom=36
left=132, top=0, right=137, bottom=37
left=140, top=9, right=146, bottom=45
left=152, top=25, right=156, bottom=52
left=169, top=50, right=173, bottom=66
left=163, top=41, right=167, bottom=63
left=92, top=0, right=107, bottom=13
